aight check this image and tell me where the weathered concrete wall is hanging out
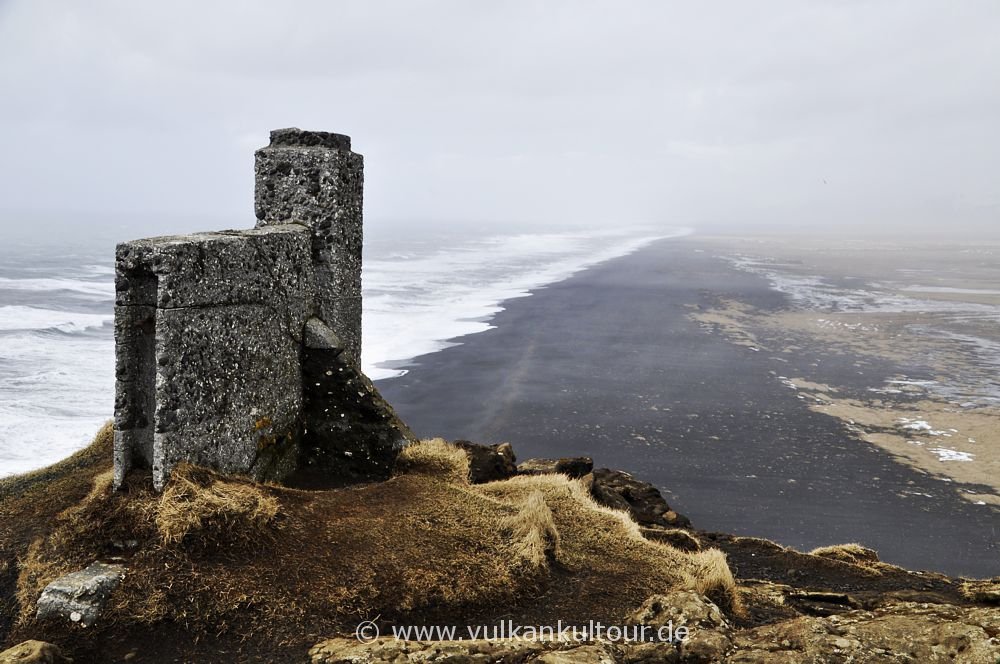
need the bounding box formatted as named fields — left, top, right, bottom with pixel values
left=113, top=129, right=413, bottom=491
left=114, top=226, right=314, bottom=490
left=254, top=128, right=364, bottom=362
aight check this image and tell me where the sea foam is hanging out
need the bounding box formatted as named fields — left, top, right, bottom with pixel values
left=361, top=227, right=688, bottom=379
left=0, top=225, right=689, bottom=476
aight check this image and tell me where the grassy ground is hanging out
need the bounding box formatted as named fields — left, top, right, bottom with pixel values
left=2, top=429, right=992, bottom=662
left=1, top=434, right=738, bottom=662
left=0, top=422, right=115, bottom=644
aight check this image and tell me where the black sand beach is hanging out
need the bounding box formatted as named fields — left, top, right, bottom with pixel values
left=378, top=237, right=1000, bottom=578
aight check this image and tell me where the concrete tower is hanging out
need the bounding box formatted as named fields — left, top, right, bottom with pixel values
left=254, top=128, right=364, bottom=362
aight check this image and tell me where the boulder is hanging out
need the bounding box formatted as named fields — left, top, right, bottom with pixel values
left=627, top=592, right=732, bottom=663
left=452, top=441, right=517, bottom=483
left=786, top=590, right=863, bottom=617
left=0, top=641, right=71, bottom=664
left=35, top=562, right=125, bottom=628
left=536, top=645, right=616, bottom=663
left=518, top=457, right=594, bottom=478
left=627, top=591, right=730, bottom=633
left=620, top=642, right=681, bottom=663
left=680, top=629, right=733, bottom=663
left=589, top=469, right=691, bottom=528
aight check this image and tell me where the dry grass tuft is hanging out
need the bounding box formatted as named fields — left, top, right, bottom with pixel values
left=641, top=527, right=702, bottom=552
left=502, top=491, right=561, bottom=570
left=809, top=542, right=880, bottom=565
left=479, top=472, right=744, bottom=616
left=960, top=580, right=1000, bottom=605
left=393, top=438, right=470, bottom=482
left=154, top=464, right=280, bottom=546
left=15, top=539, right=68, bottom=627
left=688, top=549, right=743, bottom=617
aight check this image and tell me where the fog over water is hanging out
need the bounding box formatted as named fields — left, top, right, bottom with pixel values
left=1, top=0, right=999, bottom=241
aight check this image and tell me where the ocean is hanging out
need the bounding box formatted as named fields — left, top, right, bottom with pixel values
left=0, top=224, right=682, bottom=477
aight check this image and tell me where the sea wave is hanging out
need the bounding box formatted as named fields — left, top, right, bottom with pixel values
left=361, top=227, right=690, bottom=379
left=0, top=276, right=115, bottom=300
left=0, top=305, right=113, bottom=333
left=0, top=330, right=114, bottom=476
left=0, top=225, right=689, bottom=476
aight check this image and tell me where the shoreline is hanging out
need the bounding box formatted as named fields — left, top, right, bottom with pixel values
left=377, top=235, right=1000, bottom=578
left=692, top=235, right=1000, bottom=506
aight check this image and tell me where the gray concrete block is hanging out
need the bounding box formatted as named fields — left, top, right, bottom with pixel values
left=152, top=303, right=304, bottom=489
left=114, top=226, right=313, bottom=490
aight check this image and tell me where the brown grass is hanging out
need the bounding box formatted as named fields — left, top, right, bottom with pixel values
left=393, top=437, right=470, bottom=481
left=477, top=471, right=742, bottom=617
left=1, top=423, right=115, bottom=645
left=809, top=542, right=881, bottom=566
left=5, top=437, right=742, bottom=661
left=154, top=464, right=280, bottom=546
left=960, top=580, right=1000, bottom=604
left=502, top=491, right=561, bottom=570
left=0, top=421, right=114, bottom=503
left=689, top=548, right=743, bottom=616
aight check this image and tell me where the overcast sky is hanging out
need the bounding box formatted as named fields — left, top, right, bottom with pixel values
left=1, top=0, right=998, bottom=240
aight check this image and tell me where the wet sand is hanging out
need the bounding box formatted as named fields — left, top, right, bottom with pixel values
left=376, top=237, right=1000, bottom=578
left=692, top=236, right=1000, bottom=505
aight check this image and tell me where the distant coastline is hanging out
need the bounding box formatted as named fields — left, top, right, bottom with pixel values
left=379, top=235, right=1000, bottom=578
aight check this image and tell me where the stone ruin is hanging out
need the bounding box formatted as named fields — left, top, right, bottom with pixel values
left=113, top=129, right=414, bottom=491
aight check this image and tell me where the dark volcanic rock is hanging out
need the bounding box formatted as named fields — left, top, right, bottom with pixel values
left=294, top=320, right=415, bottom=487
left=518, top=456, right=594, bottom=478
left=589, top=468, right=691, bottom=528
left=267, top=127, right=352, bottom=151
left=452, top=441, right=517, bottom=483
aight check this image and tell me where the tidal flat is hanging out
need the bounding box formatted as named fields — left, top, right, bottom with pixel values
left=695, top=236, right=1000, bottom=508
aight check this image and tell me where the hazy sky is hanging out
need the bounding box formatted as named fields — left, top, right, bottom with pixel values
left=1, top=1, right=998, bottom=239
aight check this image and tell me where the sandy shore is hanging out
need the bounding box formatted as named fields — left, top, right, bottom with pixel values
left=692, top=236, right=1000, bottom=509
left=377, top=236, right=999, bottom=578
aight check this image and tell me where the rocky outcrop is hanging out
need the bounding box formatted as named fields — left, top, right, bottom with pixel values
left=35, top=563, right=124, bottom=628
left=731, top=601, right=1000, bottom=663
left=0, top=641, right=70, bottom=664
left=309, top=601, right=1000, bottom=663
left=294, top=320, right=415, bottom=486
left=627, top=592, right=733, bottom=663
left=518, top=457, right=594, bottom=478
left=627, top=591, right=730, bottom=633
left=6, top=437, right=999, bottom=662
left=453, top=441, right=518, bottom=483
left=310, top=637, right=627, bottom=663
left=588, top=469, right=691, bottom=529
